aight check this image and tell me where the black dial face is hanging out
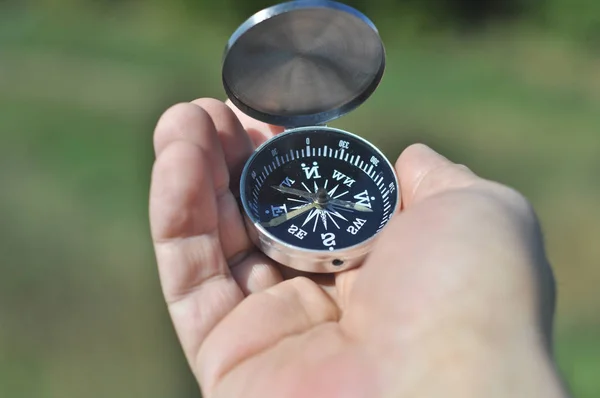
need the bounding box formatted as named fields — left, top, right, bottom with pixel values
left=241, top=127, right=399, bottom=252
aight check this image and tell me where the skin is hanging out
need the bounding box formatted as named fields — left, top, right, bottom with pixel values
left=149, top=98, right=569, bottom=398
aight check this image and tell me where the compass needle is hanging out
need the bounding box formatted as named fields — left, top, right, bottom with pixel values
left=273, top=185, right=316, bottom=199
left=329, top=198, right=374, bottom=212
left=262, top=203, right=317, bottom=227
left=288, top=197, right=309, bottom=204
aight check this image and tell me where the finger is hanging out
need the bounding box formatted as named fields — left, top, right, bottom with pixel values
left=197, top=277, right=339, bottom=395
left=229, top=251, right=283, bottom=295
left=153, top=102, right=249, bottom=265
left=150, top=141, right=244, bottom=371
left=190, top=98, right=284, bottom=291
left=225, top=99, right=285, bottom=147
left=190, top=98, right=253, bottom=192
left=395, top=143, right=478, bottom=208
left=153, top=103, right=229, bottom=195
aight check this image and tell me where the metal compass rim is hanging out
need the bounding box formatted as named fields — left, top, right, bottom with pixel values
left=239, top=126, right=400, bottom=271
left=222, top=0, right=386, bottom=128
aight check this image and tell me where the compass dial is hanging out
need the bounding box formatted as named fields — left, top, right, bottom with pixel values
left=241, top=127, right=399, bottom=254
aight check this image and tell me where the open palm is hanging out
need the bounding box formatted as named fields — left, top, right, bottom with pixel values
left=149, top=99, right=559, bottom=398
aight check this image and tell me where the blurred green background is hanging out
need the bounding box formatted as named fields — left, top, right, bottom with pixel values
left=1, top=0, right=598, bottom=396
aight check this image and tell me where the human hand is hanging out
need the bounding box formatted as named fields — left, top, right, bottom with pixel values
left=149, top=99, right=567, bottom=398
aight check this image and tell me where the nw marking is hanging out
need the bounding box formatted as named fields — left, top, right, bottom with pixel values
left=332, top=169, right=356, bottom=187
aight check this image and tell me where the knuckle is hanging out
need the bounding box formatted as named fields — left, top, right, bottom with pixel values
left=191, top=97, right=228, bottom=110
left=486, top=182, right=536, bottom=219
left=401, top=143, right=431, bottom=158
left=416, top=162, right=477, bottom=197
left=287, top=276, right=316, bottom=292
left=453, top=163, right=474, bottom=175
left=266, top=276, right=316, bottom=297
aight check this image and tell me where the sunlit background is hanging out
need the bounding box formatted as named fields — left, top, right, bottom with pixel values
left=1, top=0, right=599, bottom=396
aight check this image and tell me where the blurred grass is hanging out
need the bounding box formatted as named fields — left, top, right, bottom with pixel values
left=0, top=3, right=599, bottom=398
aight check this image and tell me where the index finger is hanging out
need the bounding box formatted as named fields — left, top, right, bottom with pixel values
left=149, top=116, right=244, bottom=377
left=225, top=99, right=285, bottom=147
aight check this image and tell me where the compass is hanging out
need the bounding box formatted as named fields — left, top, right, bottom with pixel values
left=223, top=0, right=400, bottom=273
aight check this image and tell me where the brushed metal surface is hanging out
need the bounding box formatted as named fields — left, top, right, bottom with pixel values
left=222, top=0, right=385, bottom=127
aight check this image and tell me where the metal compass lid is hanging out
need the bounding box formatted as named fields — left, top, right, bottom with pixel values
left=222, top=0, right=386, bottom=128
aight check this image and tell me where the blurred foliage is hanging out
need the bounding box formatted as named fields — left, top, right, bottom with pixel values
left=0, top=0, right=599, bottom=397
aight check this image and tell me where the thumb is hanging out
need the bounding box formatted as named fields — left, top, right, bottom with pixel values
left=395, top=143, right=478, bottom=209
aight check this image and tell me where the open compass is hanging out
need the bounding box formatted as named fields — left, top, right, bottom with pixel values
left=223, top=0, right=400, bottom=273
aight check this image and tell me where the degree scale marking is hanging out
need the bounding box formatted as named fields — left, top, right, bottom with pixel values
left=250, top=146, right=391, bottom=191
left=251, top=145, right=386, bottom=186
